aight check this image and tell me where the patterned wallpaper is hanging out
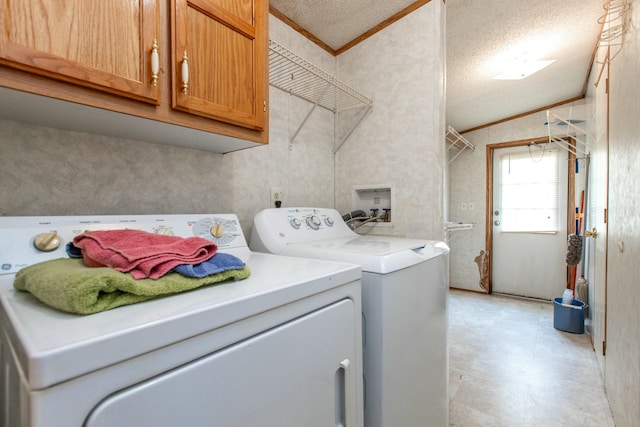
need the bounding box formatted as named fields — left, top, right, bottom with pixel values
left=0, top=9, right=445, bottom=243
left=334, top=1, right=446, bottom=240
left=0, top=119, right=232, bottom=216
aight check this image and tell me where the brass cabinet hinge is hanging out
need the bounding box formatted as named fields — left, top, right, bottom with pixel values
left=604, top=208, right=608, bottom=224
left=603, top=340, right=606, bottom=356
left=263, top=100, right=267, bottom=112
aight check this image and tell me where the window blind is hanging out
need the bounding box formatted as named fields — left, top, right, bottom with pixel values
left=500, top=149, right=560, bottom=233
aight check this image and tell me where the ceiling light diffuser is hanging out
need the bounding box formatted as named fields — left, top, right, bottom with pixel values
left=493, top=60, right=555, bottom=80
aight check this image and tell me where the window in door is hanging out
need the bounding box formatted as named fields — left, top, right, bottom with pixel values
left=499, top=148, right=560, bottom=233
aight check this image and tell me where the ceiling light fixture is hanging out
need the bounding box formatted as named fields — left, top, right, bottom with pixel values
left=493, top=59, right=555, bottom=80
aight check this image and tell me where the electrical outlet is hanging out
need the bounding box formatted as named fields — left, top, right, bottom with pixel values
left=468, top=202, right=475, bottom=211
left=271, top=187, right=282, bottom=207
left=461, top=202, right=468, bottom=211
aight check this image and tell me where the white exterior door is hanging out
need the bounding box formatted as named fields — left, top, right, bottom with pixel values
left=492, top=144, right=569, bottom=300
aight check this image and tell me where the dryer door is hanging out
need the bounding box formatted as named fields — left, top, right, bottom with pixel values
left=85, top=299, right=358, bottom=427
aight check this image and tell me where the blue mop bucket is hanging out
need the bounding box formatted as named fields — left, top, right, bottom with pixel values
left=553, top=297, right=586, bottom=334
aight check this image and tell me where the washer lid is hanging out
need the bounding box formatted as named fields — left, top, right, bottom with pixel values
left=0, top=252, right=360, bottom=390
left=286, top=236, right=449, bottom=274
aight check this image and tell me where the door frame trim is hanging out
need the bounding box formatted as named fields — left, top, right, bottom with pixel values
left=485, top=136, right=575, bottom=294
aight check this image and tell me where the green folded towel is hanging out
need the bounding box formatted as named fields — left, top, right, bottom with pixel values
left=13, top=258, right=251, bottom=315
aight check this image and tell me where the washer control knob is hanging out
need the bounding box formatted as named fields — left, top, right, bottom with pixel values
left=290, top=218, right=302, bottom=229
left=307, top=216, right=321, bottom=230
left=33, top=231, right=62, bottom=252
left=324, top=217, right=334, bottom=227
left=210, top=223, right=224, bottom=238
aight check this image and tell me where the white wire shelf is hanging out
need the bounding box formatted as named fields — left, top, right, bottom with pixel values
left=268, top=39, right=372, bottom=152
left=545, top=110, right=590, bottom=157
left=446, top=125, right=475, bottom=164
left=269, top=40, right=372, bottom=112
left=444, top=222, right=474, bottom=243
left=445, top=222, right=474, bottom=231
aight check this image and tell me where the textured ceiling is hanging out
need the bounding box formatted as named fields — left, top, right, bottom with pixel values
left=446, top=0, right=604, bottom=131
left=270, top=0, right=607, bottom=131
left=269, top=0, right=419, bottom=50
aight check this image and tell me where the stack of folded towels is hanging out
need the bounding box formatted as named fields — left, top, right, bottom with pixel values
left=14, top=229, right=251, bottom=315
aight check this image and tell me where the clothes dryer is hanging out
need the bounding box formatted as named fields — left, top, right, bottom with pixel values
left=0, top=214, right=363, bottom=427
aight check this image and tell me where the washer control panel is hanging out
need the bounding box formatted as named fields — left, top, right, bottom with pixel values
left=251, top=208, right=356, bottom=251
left=285, top=208, right=340, bottom=233
left=0, top=214, right=248, bottom=275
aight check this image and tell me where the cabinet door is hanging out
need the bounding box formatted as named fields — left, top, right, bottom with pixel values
left=85, top=299, right=358, bottom=427
left=172, top=0, right=267, bottom=131
left=0, top=0, right=160, bottom=104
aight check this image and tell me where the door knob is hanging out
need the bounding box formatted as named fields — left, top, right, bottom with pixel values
left=585, top=228, right=598, bottom=238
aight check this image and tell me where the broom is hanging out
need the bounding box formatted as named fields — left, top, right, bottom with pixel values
left=576, top=156, right=591, bottom=316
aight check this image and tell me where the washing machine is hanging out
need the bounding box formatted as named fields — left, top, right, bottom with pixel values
left=251, top=207, right=450, bottom=427
left=0, top=214, right=364, bottom=427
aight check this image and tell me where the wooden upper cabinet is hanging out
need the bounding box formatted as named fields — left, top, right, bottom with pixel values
left=0, top=0, right=160, bottom=104
left=172, top=0, right=267, bottom=131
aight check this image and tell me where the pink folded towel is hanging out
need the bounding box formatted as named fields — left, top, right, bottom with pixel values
left=73, top=229, right=217, bottom=279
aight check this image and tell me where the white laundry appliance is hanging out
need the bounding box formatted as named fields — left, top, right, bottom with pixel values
left=0, top=214, right=364, bottom=427
left=251, top=207, right=450, bottom=427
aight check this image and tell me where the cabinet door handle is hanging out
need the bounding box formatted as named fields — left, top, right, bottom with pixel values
left=181, top=51, right=189, bottom=94
left=150, top=39, right=160, bottom=87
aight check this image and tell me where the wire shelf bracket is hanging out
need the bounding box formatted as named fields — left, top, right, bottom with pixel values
left=268, top=39, right=373, bottom=152
left=446, top=125, right=476, bottom=164
left=546, top=110, right=590, bottom=157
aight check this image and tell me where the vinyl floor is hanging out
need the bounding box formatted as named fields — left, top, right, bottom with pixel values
left=448, top=289, right=615, bottom=426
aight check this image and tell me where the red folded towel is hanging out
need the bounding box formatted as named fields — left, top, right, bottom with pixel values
left=73, top=229, right=217, bottom=279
